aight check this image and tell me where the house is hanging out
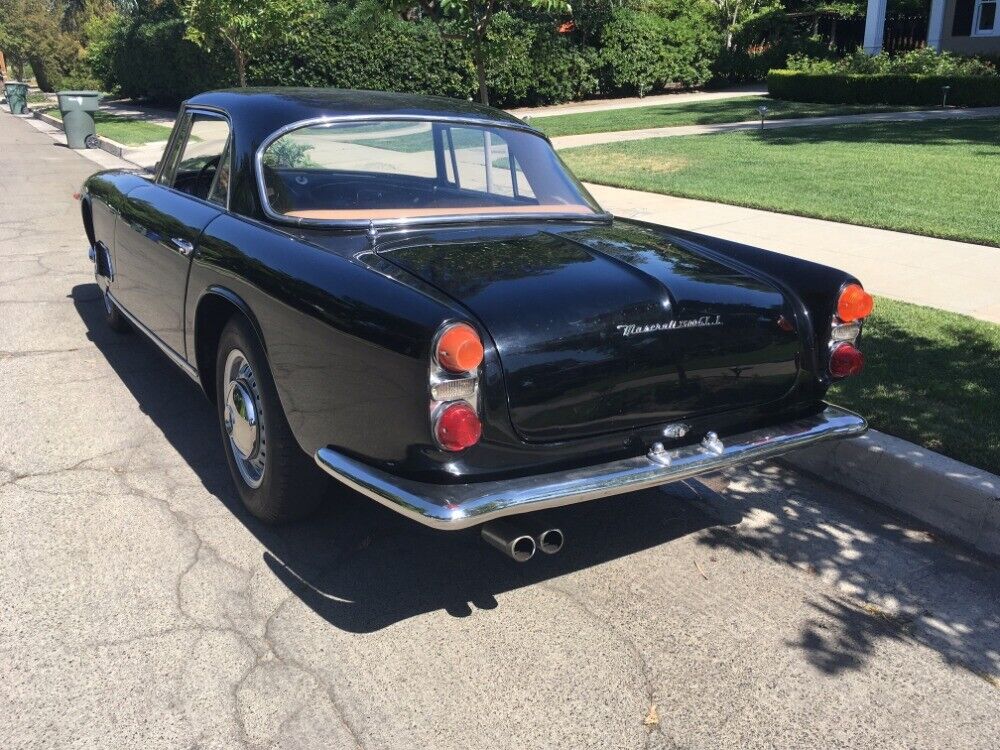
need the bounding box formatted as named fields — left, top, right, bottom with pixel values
left=864, top=0, right=1000, bottom=55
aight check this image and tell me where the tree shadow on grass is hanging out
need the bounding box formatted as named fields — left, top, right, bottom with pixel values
left=830, top=303, right=1000, bottom=475
left=757, top=115, right=1000, bottom=149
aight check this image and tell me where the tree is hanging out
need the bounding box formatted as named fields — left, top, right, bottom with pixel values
left=181, top=0, right=319, bottom=87
left=708, top=0, right=781, bottom=49
left=405, top=0, right=570, bottom=106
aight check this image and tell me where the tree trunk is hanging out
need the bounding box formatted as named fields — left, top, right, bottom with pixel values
left=235, top=49, right=247, bottom=88
left=226, top=33, right=248, bottom=87
left=474, top=44, right=489, bottom=106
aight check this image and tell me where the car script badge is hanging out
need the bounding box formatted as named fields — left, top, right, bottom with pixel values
left=617, top=315, right=722, bottom=337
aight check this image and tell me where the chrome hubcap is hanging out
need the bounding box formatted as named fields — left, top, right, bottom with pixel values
left=223, top=349, right=266, bottom=489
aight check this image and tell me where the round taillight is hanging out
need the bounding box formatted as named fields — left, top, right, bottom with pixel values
left=434, top=402, right=482, bottom=451
left=837, top=283, right=874, bottom=322
left=830, top=342, right=864, bottom=378
left=436, top=323, right=484, bottom=373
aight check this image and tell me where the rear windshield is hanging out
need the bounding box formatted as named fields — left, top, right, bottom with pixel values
left=258, top=119, right=601, bottom=223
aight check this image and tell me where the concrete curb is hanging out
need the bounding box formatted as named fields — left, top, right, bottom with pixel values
left=784, top=428, right=1000, bottom=558
left=32, top=109, right=128, bottom=158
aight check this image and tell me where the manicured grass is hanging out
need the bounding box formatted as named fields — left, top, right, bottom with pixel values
left=562, top=117, right=1000, bottom=247
left=39, top=106, right=173, bottom=145
left=830, top=297, right=1000, bottom=475
left=534, top=97, right=923, bottom=138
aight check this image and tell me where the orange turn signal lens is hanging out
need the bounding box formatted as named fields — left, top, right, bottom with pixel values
left=837, top=284, right=874, bottom=323
left=436, top=323, right=484, bottom=373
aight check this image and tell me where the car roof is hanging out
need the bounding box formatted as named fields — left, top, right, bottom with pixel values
left=185, top=88, right=539, bottom=144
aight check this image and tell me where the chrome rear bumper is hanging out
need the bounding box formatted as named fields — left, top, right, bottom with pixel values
left=314, top=404, right=866, bottom=531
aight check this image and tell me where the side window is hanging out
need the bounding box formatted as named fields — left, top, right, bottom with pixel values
left=163, top=113, right=232, bottom=203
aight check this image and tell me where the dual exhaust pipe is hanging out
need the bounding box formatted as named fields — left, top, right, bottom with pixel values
left=481, top=518, right=564, bottom=562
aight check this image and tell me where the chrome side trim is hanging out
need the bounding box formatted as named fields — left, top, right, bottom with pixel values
left=106, top=291, right=200, bottom=383
left=315, top=404, right=867, bottom=531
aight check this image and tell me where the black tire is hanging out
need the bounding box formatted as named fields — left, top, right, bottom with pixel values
left=103, top=287, right=130, bottom=333
left=215, top=314, right=326, bottom=523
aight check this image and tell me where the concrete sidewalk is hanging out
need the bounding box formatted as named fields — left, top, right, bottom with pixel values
left=589, top=184, right=1000, bottom=324
left=507, top=85, right=766, bottom=119
left=552, top=105, right=1000, bottom=149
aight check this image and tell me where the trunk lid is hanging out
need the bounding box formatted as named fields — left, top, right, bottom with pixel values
left=379, top=223, right=802, bottom=442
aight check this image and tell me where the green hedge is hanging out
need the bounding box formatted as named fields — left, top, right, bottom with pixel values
left=768, top=69, right=1000, bottom=107
left=250, top=8, right=598, bottom=106
left=91, top=1, right=720, bottom=106
left=105, top=1, right=233, bottom=103
left=598, top=4, right=719, bottom=95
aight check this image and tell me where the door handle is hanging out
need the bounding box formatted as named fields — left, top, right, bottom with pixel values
left=170, top=237, right=195, bottom=257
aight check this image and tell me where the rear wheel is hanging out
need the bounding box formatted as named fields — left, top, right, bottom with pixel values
left=215, top=315, right=326, bottom=523
left=102, top=287, right=130, bottom=333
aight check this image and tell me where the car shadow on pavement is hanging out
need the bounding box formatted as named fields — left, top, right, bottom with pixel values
left=73, top=283, right=740, bottom=633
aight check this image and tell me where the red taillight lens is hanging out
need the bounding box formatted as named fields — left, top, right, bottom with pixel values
left=434, top=402, right=482, bottom=451
left=436, top=323, right=484, bottom=373
left=837, top=284, right=874, bottom=323
left=830, top=342, right=864, bottom=378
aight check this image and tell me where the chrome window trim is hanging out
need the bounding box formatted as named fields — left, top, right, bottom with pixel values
left=253, top=115, right=611, bottom=228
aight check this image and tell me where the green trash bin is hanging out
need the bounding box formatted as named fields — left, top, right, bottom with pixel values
left=4, top=82, right=29, bottom=115
left=57, top=90, right=102, bottom=149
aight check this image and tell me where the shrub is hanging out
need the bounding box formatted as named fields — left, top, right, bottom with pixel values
left=484, top=12, right=598, bottom=105
left=713, top=36, right=831, bottom=84
left=768, top=69, right=1000, bottom=107
left=106, top=1, right=233, bottom=103
left=787, top=48, right=997, bottom=77
left=249, top=3, right=476, bottom=100
left=598, top=2, right=719, bottom=96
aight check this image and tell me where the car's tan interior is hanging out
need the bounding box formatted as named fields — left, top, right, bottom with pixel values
left=284, top=204, right=596, bottom=220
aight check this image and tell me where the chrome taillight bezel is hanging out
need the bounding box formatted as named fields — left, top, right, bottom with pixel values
left=429, top=320, right=482, bottom=450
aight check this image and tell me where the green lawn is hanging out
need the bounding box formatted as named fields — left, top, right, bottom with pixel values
left=39, top=107, right=173, bottom=146
left=534, top=97, right=923, bottom=138
left=562, top=118, right=1000, bottom=247
left=830, top=297, right=1000, bottom=475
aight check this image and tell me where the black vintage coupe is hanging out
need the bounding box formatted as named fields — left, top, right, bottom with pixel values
left=80, top=89, right=870, bottom=561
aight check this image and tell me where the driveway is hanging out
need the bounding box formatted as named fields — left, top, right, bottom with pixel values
left=1, top=113, right=998, bottom=749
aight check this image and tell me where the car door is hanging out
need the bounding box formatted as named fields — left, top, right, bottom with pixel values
left=114, top=109, right=232, bottom=357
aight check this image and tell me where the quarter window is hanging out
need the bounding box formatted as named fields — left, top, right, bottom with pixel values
left=161, top=113, right=232, bottom=205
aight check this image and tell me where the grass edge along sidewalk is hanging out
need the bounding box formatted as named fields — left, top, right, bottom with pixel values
left=36, top=106, right=173, bottom=146
left=830, top=296, right=999, bottom=476
left=562, top=116, right=1000, bottom=249
left=533, top=96, right=924, bottom=138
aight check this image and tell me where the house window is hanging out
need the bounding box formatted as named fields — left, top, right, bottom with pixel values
left=974, top=0, right=998, bottom=35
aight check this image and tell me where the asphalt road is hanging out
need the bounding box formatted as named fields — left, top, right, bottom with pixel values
left=1, top=113, right=998, bottom=750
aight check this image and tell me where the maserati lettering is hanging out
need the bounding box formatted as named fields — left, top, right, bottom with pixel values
left=617, top=315, right=723, bottom=337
